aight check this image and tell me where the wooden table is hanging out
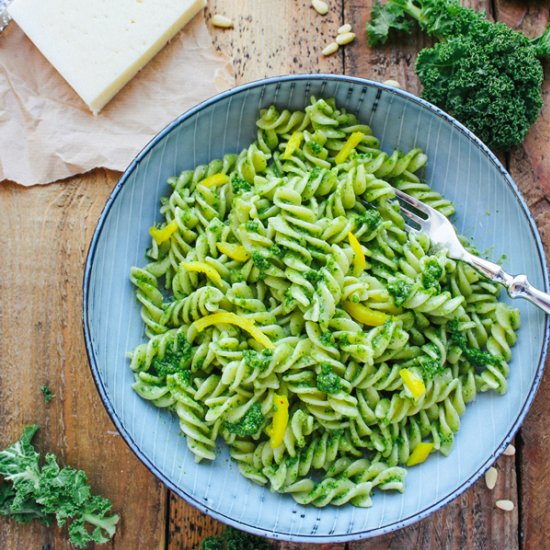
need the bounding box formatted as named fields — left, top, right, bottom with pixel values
left=1, top=1, right=549, bottom=548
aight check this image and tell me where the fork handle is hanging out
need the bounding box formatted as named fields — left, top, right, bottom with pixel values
left=465, top=253, right=550, bottom=315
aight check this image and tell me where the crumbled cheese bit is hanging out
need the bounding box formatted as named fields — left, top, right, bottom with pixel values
left=311, top=0, right=329, bottom=16
left=211, top=14, right=234, bottom=28
left=383, top=79, right=401, bottom=88
left=503, top=444, right=516, bottom=456
left=336, top=32, right=355, bottom=45
left=322, top=42, right=339, bottom=56
left=338, top=23, right=352, bottom=34
left=485, top=467, right=498, bottom=490
left=495, top=500, right=515, bottom=512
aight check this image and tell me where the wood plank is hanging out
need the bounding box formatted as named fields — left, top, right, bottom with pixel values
left=493, top=2, right=550, bottom=548
left=0, top=172, right=167, bottom=550
left=166, top=1, right=348, bottom=548
left=346, top=1, right=520, bottom=549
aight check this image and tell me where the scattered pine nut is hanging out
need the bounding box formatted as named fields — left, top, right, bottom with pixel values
left=322, top=42, right=339, bottom=56
left=336, top=32, right=356, bottom=46
left=485, top=467, right=498, bottom=490
left=312, top=0, right=329, bottom=16
left=503, top=444, right=516, bottom=456
left=338, top=23, right=352, bottom=34
left=211, top=14, right=234, bottom=28
left=495, top=499, right=515, bottom=512
left=383, top=79, right=401, bottom=88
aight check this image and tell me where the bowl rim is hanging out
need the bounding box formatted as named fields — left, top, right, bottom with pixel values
left=82, top=73, right=550, bottom=542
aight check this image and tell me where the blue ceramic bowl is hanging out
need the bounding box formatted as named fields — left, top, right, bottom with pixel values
left=83, top=75, right=549, bottom=542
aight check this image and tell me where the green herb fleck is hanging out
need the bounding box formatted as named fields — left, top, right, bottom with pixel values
left=252, top=251, right=270, bottom=271
left=316, top=364, right=342, bottom=394
left=242, top=349, right=273, bottom=371
left=270, top=243, right=285, bottom=258
left=422, top=258, right=443, bottom=290
left=40, top=385, right=54, bottom=404
left=387, top=280, right=413, bottom=307
left=231, top=176, right=252, bottom=195
left=308, top=141, right=322, bottom=154
left=304, top=270, right=324, bottom=286
left=356, top=209, right=381, bottom=234
left=320, top=332, right=335, bottom=346
left=224, top=403, right=264, bottom=437
left=245, top=220, right=260, bottom=233
left=309, top=166, right=322, bottom=180
left=449, top=320, right=502, bottom=367
left=152, top=334, right=192, bottom=377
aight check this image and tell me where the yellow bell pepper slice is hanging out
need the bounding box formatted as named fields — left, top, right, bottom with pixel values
left=149, top=219, right=178, bottom=245
left=281, top=131, right=303, bottom=160
left=348, top=232, right=367, bottom=276
left=406, top=442, right=434, bottom=466
left=216, top=242, right=251, bottom=262
left=199, top=173, right=230, bottom=188
left=335, top=131, right=365, bottom=164
left=181, top=261, right=223, bottom=287
left=400, top=368, right=426, bottom=402
left=192, top=312, right=275, bottom=349
left=343, top=301, right=389, bottom=326
left=268, top=394, right=289, bottom=448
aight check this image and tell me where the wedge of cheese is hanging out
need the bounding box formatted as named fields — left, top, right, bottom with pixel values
left=8, top=0, right=206, bottom=113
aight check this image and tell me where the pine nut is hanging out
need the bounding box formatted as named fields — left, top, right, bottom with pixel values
left=338, top=23, right=352, bottom=34
left=485, top=467, right=498, bottom=490
left=503, top=444, right=516, bottom=456
left=495, top=499, right=515, bottom=512
left=211, top=14, right=234, bottom=28
left=383, top=79, right=401, bottom=88
left=322, top=42, right=339, bottom=56
left=336, top=32, right=355, bottom=45
left=312, top=0, right=329, bottom=16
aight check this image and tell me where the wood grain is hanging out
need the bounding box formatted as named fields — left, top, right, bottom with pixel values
left=0, top=172, right=167, bottom=550
left=493, top=2, right=550, bottom=549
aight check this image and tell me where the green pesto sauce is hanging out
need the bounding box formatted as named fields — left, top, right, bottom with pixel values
left=355, top=209, right=381, bottom=234
left=387, top=280, right=413, bottom=307
left=316, top=364, right=342, bottom=394
left=224, top=403, right=264, bottom=436
left=309, top=166, right=322, bottom=180
left=152, top=334, right=193, bottom=377
left=449, top=320, right=502, bottom=367
left=245, top=220, right=260, bottom=233
left=252, top=251, right=270, bottom=271
left=304, top=270, right=324, bottom=287
left=422, top=258, right=443, bottom=290
left=320, top=332, right=335, bottom=346
left=308, top=141, right=322, bottom=154
left=270, top=243, right=285, bottom=258
left=231, top=176, right=252, bottom=194
left=243, top=349, right=273, bottom=371
left=417, top=356, right=445, bottom=380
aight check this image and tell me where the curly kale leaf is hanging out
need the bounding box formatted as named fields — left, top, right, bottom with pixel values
left=367, top=0, right=549, bottom=150
left=367, top=0, right=413, bottom=46
left=0, top=426, right=119, bottom=548
left=201, top=526, right=272, bottom=550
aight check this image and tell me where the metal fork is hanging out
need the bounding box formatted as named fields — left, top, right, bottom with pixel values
left=394, top=187, right=550, bottom=314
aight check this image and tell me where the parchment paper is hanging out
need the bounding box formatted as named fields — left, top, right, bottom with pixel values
left=0, top=13, right=234, bottom=186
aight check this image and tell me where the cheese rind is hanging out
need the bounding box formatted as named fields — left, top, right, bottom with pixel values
left=8, top=0, right=206, bottom=113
